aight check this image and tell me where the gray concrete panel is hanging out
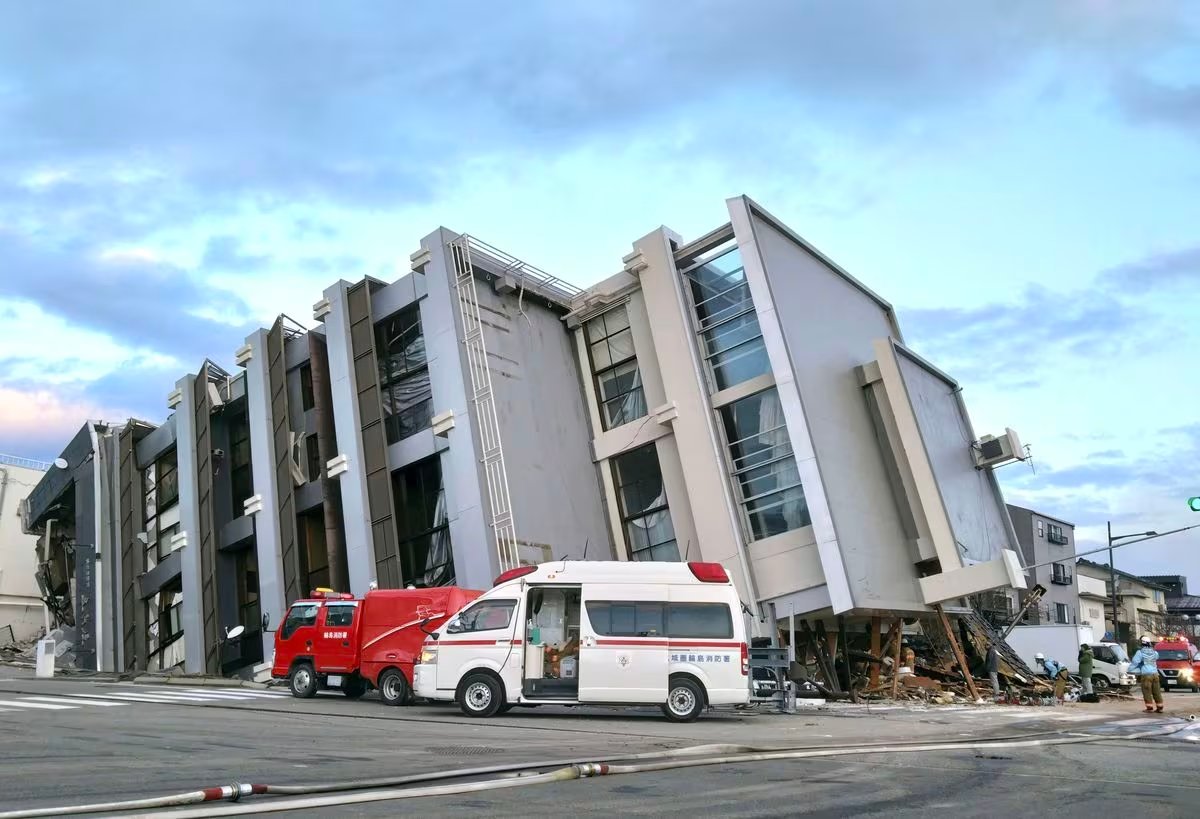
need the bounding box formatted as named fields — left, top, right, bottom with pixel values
left=174, top=373, right=205, bottom=674
left=218, top=515, right=255, bottom=550
left=322, top=280, right=375, bottom=595
left=136, top=416, right=177, bottom=467
left=370, top=271, right=422, bottom=320
left=267, top=320, right=303, bottom=605
left=417, top=230, right=492, bottom=590
left=242, top=328, right=286, bottom=656
left=138, top=548, right=182, bottom=599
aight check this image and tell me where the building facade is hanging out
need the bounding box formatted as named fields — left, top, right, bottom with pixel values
left=1, top=455, right=48, bottom=644
left=21, top=196, right=1027, bottom=676
left=1076, top=558, right=1168, bottom=646
left=1005, top=505, right=1079, bottom=625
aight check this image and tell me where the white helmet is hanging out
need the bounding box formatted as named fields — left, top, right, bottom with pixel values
left=1140, top=636, right=1153, bottom=646
left=1034, top=652, right=1045, bottom=660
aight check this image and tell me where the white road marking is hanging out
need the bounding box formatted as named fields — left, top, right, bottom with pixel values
left=0, top=699, right=76, bottom=710
left=21, top=696, right=126, bottom=708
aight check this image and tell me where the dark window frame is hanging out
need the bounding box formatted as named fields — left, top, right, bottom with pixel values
left=393, top=457, right=455, bottom=587
left=229, top=415, right=253, bottom=515
left=324, top=604, right=355, bottom=628
left=611, top=444, right=678, bottom=562
left=584, top=601, right=734, bottom=639
left=155, top=449, right=179, bottom=514
left=299, top=363, right=315, bottom=411
left=376, top=305, right=433, bottom=445
left=584, top=305, right=646, bottom=431
left=281, top=603, right=320, bottom=640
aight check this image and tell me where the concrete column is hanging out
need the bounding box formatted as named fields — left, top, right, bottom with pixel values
left=242, top=329, right=286, bottom=655
left=417, top=229, right=493, bottom=590
left=174, top=374, right=205, bottom=674
left=321, top=281, right=375, bottom=595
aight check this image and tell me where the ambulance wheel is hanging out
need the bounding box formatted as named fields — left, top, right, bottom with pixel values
left=458, top=673, right=504, bottom=718
left=662, top=676, right=705, bottom=722
left=289, top=663, right=318, bottom=699
left=342, top=675, right=367, bottom=699
left=379, top=669, right=410, bottom=706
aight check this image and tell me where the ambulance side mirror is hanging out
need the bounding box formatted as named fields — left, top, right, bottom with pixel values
left=418, top=617, right=436, bottom=638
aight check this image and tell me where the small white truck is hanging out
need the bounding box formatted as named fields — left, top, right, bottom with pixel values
left=1005, top=624, right=1134, bottom=691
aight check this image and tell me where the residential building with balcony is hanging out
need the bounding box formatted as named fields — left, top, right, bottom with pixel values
left=1005, top=505, right=1079, bottom=624
left=20, top=195, right=1027, bottom=676
left=1076, top=558, right=1168, bottom=646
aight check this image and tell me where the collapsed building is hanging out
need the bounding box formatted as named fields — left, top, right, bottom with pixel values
left=21, top=195, right=1026, bottom=680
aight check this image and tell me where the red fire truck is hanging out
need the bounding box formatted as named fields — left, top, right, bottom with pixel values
left=272, top=586, right=480, bottom=705
left=1154, top=635, right=1199, bottom=692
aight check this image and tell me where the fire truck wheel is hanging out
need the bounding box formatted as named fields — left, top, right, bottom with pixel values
left=289, top=663, right=318, bottom=699
left=379, top=669, right=410, bottom=706
left=661, top=676, right=705, bottom=723
left=342, top=675, right=367, bottom=699
left=458, top=673, right=504, bottom=718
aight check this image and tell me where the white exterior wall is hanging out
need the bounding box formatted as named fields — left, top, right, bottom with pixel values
left=0, top=460, right=48, bottom=643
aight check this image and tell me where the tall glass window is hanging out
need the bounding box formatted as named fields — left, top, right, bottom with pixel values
left=229, top=414, right=253, bottom=515
left=719, top=388, right=810, bottom=540
left=585, top=305, right=646, bottom=430
left=393, top=458, right=455, bottom=587
left=376, top=305, right=433, bottom=444
left=612, top=444, right=679, bottom=562
left=680, top=244, right=770, bottom=390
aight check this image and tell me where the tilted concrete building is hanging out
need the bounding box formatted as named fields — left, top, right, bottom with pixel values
left=21, top=196, right=1025, bottom=676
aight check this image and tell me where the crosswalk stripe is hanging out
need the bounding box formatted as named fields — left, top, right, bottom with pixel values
left=0, top=699, right=76, bottom=710
left=176, top=688, right=283, bottom=698
left=22, top=696, right=126, bottom=708
left=108, top=690, right=241, bottom=702
left=79, top=692, right=207, bottom=704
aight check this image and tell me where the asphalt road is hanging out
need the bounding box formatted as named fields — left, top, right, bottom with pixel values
left=1, top=669, right=1198, bottom=817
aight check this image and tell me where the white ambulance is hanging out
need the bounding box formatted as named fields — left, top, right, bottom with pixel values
left=413, top=560, right=751, bottom=722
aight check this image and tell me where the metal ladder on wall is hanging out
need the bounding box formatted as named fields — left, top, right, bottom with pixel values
left=447, top=236, right=521, bottom=572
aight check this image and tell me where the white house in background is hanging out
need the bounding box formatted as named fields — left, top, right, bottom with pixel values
left=0, top=454, right=49, bottom=643
left=1078, top=574, right=1109, bottom=633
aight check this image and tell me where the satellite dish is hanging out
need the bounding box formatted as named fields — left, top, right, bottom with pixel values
left=53, top=458, right=68, bottom=470
left=225, top=624, right=245, bottom=640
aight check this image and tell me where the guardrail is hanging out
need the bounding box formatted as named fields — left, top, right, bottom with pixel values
left=0, top=453, right=52, bottom=471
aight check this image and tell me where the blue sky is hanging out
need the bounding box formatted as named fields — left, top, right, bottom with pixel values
left=1, top=2, right=1197, bottom=581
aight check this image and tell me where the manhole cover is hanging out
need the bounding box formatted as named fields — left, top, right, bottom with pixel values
left=426, top=746, right=505, bottom=757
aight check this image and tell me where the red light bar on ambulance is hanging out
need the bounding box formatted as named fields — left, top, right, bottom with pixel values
left=493, top=565, right=538, bottom=587
left=688, top=562, right=729, bottom=583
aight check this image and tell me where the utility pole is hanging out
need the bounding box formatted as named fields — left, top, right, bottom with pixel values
left=1108, top=521, right=1119, bottom=644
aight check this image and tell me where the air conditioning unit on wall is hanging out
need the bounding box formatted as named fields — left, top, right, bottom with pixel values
left=974, top=427, right=1025, bottom=469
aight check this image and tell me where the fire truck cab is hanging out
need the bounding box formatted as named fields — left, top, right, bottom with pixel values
left=1154, top=636, right=1199, bottom=692
left=272, top=586, right=480, bottom=704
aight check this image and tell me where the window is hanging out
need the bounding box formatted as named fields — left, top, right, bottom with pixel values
left=1055, top=602, right=1069, bottom=624
left=393, top=458, right=454, bottom=587
left=281, top=603, right=319, bottom=639
left=325, top=604, right=355, bottom=627
left=229, top=415, right=253, bottom=514
left=1051, top=562, right=1072, bottom=585
left=585, top=601, right=665, bottom=637
left=376, top=305, right=433, bottom=444
left=1047, top=524, right=1067, bottom=545
left=147, top=582, right=184, bottom=670
left=299, top=363, right=315, bottom=411
left=236, top=549, right=260, bottom=634
left=611, top=444, right=678, bottom=562
left=156, top=449, right=179, bottom=513
left=584, top=601, right=733, bottom=639
left=305, top=435, right=321, bottom=483
left=584, top=305, right=646, bottom=430
left=680, top=243, right=770, bottom=390
left=719, top=388, right=810, bottom=540
left=1037, top=521, right=1044, bottom=538
left=1157, top=648, right=1190, bottom=661
left=449, top=600, right=516, bottom=633
left=1092, top=645, right=1114, bottom=664
left=668, top=603, right=734, bottom=638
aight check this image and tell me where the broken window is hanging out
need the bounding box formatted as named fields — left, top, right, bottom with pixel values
left=392, top=457, right=454, bottom=587
left=611, top=444, right=678, bottom=562
left=376, top=305, right=433, bottom=444
left=156, top=450, right=179, bottom=513
left=147, top=582, right=184, bottom=671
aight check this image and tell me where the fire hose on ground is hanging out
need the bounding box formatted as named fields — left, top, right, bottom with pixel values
left=0, top=725, right=1191, bottom=819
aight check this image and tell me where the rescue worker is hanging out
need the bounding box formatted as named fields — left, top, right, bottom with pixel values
left=985, top=644, right=1001, bottom=700
left=1036, top=654, right=1069, bottom=704
left=1078, top=643, right=1094, bottom=698
left=1128, top=636, right=1163, bottom=713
